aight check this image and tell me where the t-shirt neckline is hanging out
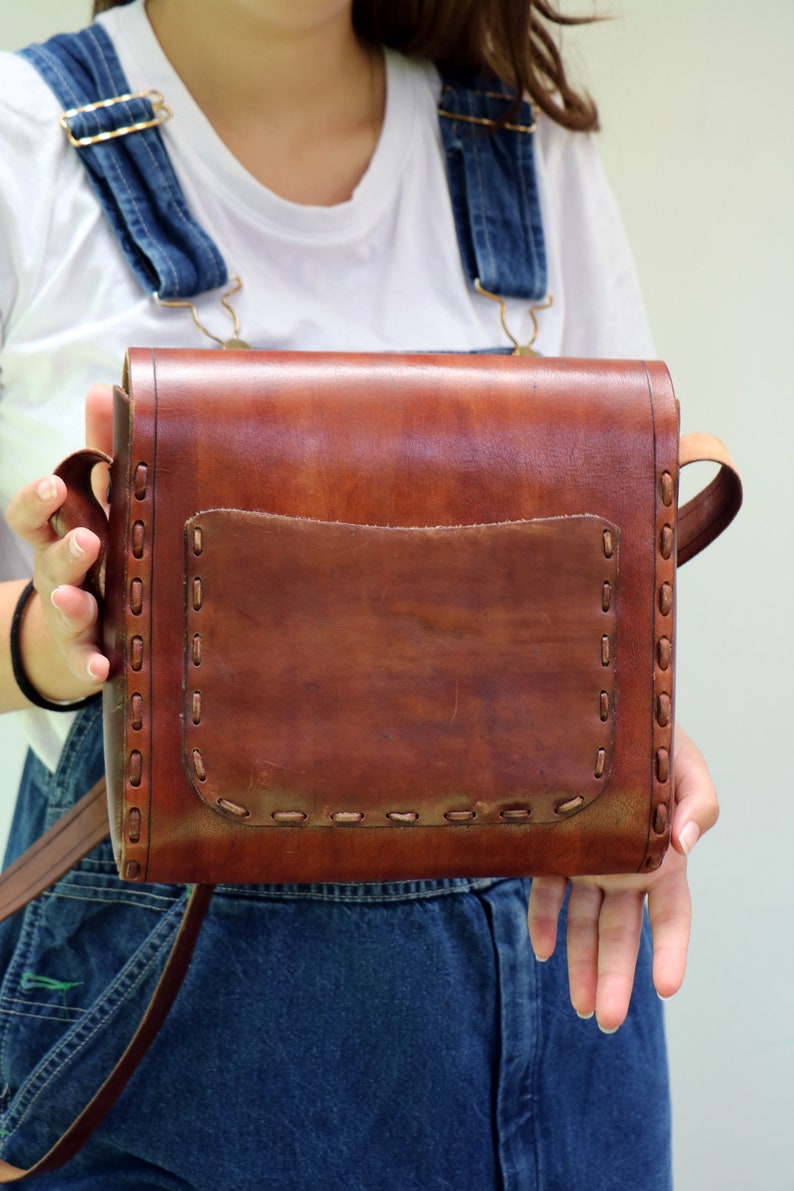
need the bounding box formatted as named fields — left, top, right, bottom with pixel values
left=99, top=0, right=420, bottom=237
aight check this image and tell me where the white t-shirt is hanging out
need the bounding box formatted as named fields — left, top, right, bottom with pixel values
left=0, top=0, right=654, bottom=769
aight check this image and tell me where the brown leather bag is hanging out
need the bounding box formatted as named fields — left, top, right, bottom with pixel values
left=56, top=348, right=742, bottom=885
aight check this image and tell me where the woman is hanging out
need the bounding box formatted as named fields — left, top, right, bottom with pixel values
left=0, top=1, right=717, bottom=1186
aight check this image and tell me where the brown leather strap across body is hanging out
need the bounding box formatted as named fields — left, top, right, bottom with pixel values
left=0, top=349, right=742, bottom=1181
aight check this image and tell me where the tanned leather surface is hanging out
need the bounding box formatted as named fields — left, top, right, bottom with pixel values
left=183, top=510, right=618, bottom=825
left=81, top=349, right=685, bottom=882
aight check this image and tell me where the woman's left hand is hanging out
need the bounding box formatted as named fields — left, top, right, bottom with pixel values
left=527, top=724, right=718, bottom=1032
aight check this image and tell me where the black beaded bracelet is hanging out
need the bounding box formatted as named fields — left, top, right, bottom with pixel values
left=9, top=579, right=100, bottom=713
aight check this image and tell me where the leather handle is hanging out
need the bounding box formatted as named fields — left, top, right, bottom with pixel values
left=677, top=433, right=742, bottom=565
left=50, top=449, right=112, bottom=602
left=0, top=790, right=213, bottom=1183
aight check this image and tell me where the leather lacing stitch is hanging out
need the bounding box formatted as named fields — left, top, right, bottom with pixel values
left=187, top=521, right=614, bottom=827
left=589, top=525, right=615, bottom=813
left=123, top=461, right=152, bottom=881
left=646, top=468, right=676, bottom=869
left=190, top=527, right=205, bottom=783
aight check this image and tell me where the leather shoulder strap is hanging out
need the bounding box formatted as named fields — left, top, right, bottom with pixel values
left=678, top=432, right=743, bottom=564
left=0, top=780, right=108, bottom=920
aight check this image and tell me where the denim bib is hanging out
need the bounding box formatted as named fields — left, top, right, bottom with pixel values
left=19, top=23, right=547, bottom=302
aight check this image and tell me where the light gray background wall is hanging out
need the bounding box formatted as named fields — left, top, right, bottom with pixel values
left=1, top=3, right=791, bottom=1188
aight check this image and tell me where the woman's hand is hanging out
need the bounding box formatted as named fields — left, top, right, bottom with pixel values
left=527, top=724, right=718, bottom=1032
left=4, top=385, right=114, bottom=707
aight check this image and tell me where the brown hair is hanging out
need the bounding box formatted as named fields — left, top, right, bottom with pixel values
left=92, top=0, right=598, bottom=130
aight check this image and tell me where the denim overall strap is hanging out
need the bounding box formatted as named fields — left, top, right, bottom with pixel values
left=20, top=26, right=546, bottom=305
left=18, top=25, right=227, bottom=300
left=437, top=74, right=547, bottom=300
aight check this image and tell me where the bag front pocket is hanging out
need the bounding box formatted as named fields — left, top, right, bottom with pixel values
left=182, top=510, right=618, bottom=828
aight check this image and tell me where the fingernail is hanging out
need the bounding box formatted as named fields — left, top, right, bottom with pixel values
left=533, top=953, right=550, bottom=964
left=50, top=587, right=69, bottom=623
left=576, top=1010, right=594, bottom=1021
left=598, top=1023, right=619, bottom=1035
left=87, top=659, right=101, bottom=682
left=37, top=477, right=57, bottom=502
left=679, top=821, right=700, bottom=856
left=68, top=532, right=86, bottom=559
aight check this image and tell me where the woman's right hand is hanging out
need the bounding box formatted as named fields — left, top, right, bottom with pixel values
left=5, top=474, right=109, bottom=706
left=3, top=385, right=114, bottom=709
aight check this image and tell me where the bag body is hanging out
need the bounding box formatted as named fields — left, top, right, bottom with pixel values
left=93, top=348, right=682, bottom=884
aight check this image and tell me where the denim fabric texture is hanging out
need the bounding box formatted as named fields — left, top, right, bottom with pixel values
left=0, top=714, right=670, bottom=1190
left=438, top=79, right=548, bottom=300
left=3, top=27, right=670, bottom=1189
left=19, top=30, right=547, bottom=305
left=18, top=26, right=227, bottom=300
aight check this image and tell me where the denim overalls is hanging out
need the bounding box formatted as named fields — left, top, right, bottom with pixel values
left=0, top=24, right=670, bottom=1190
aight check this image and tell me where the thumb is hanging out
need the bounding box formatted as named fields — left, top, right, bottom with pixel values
left=671, top=723, right=719, bottom=857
